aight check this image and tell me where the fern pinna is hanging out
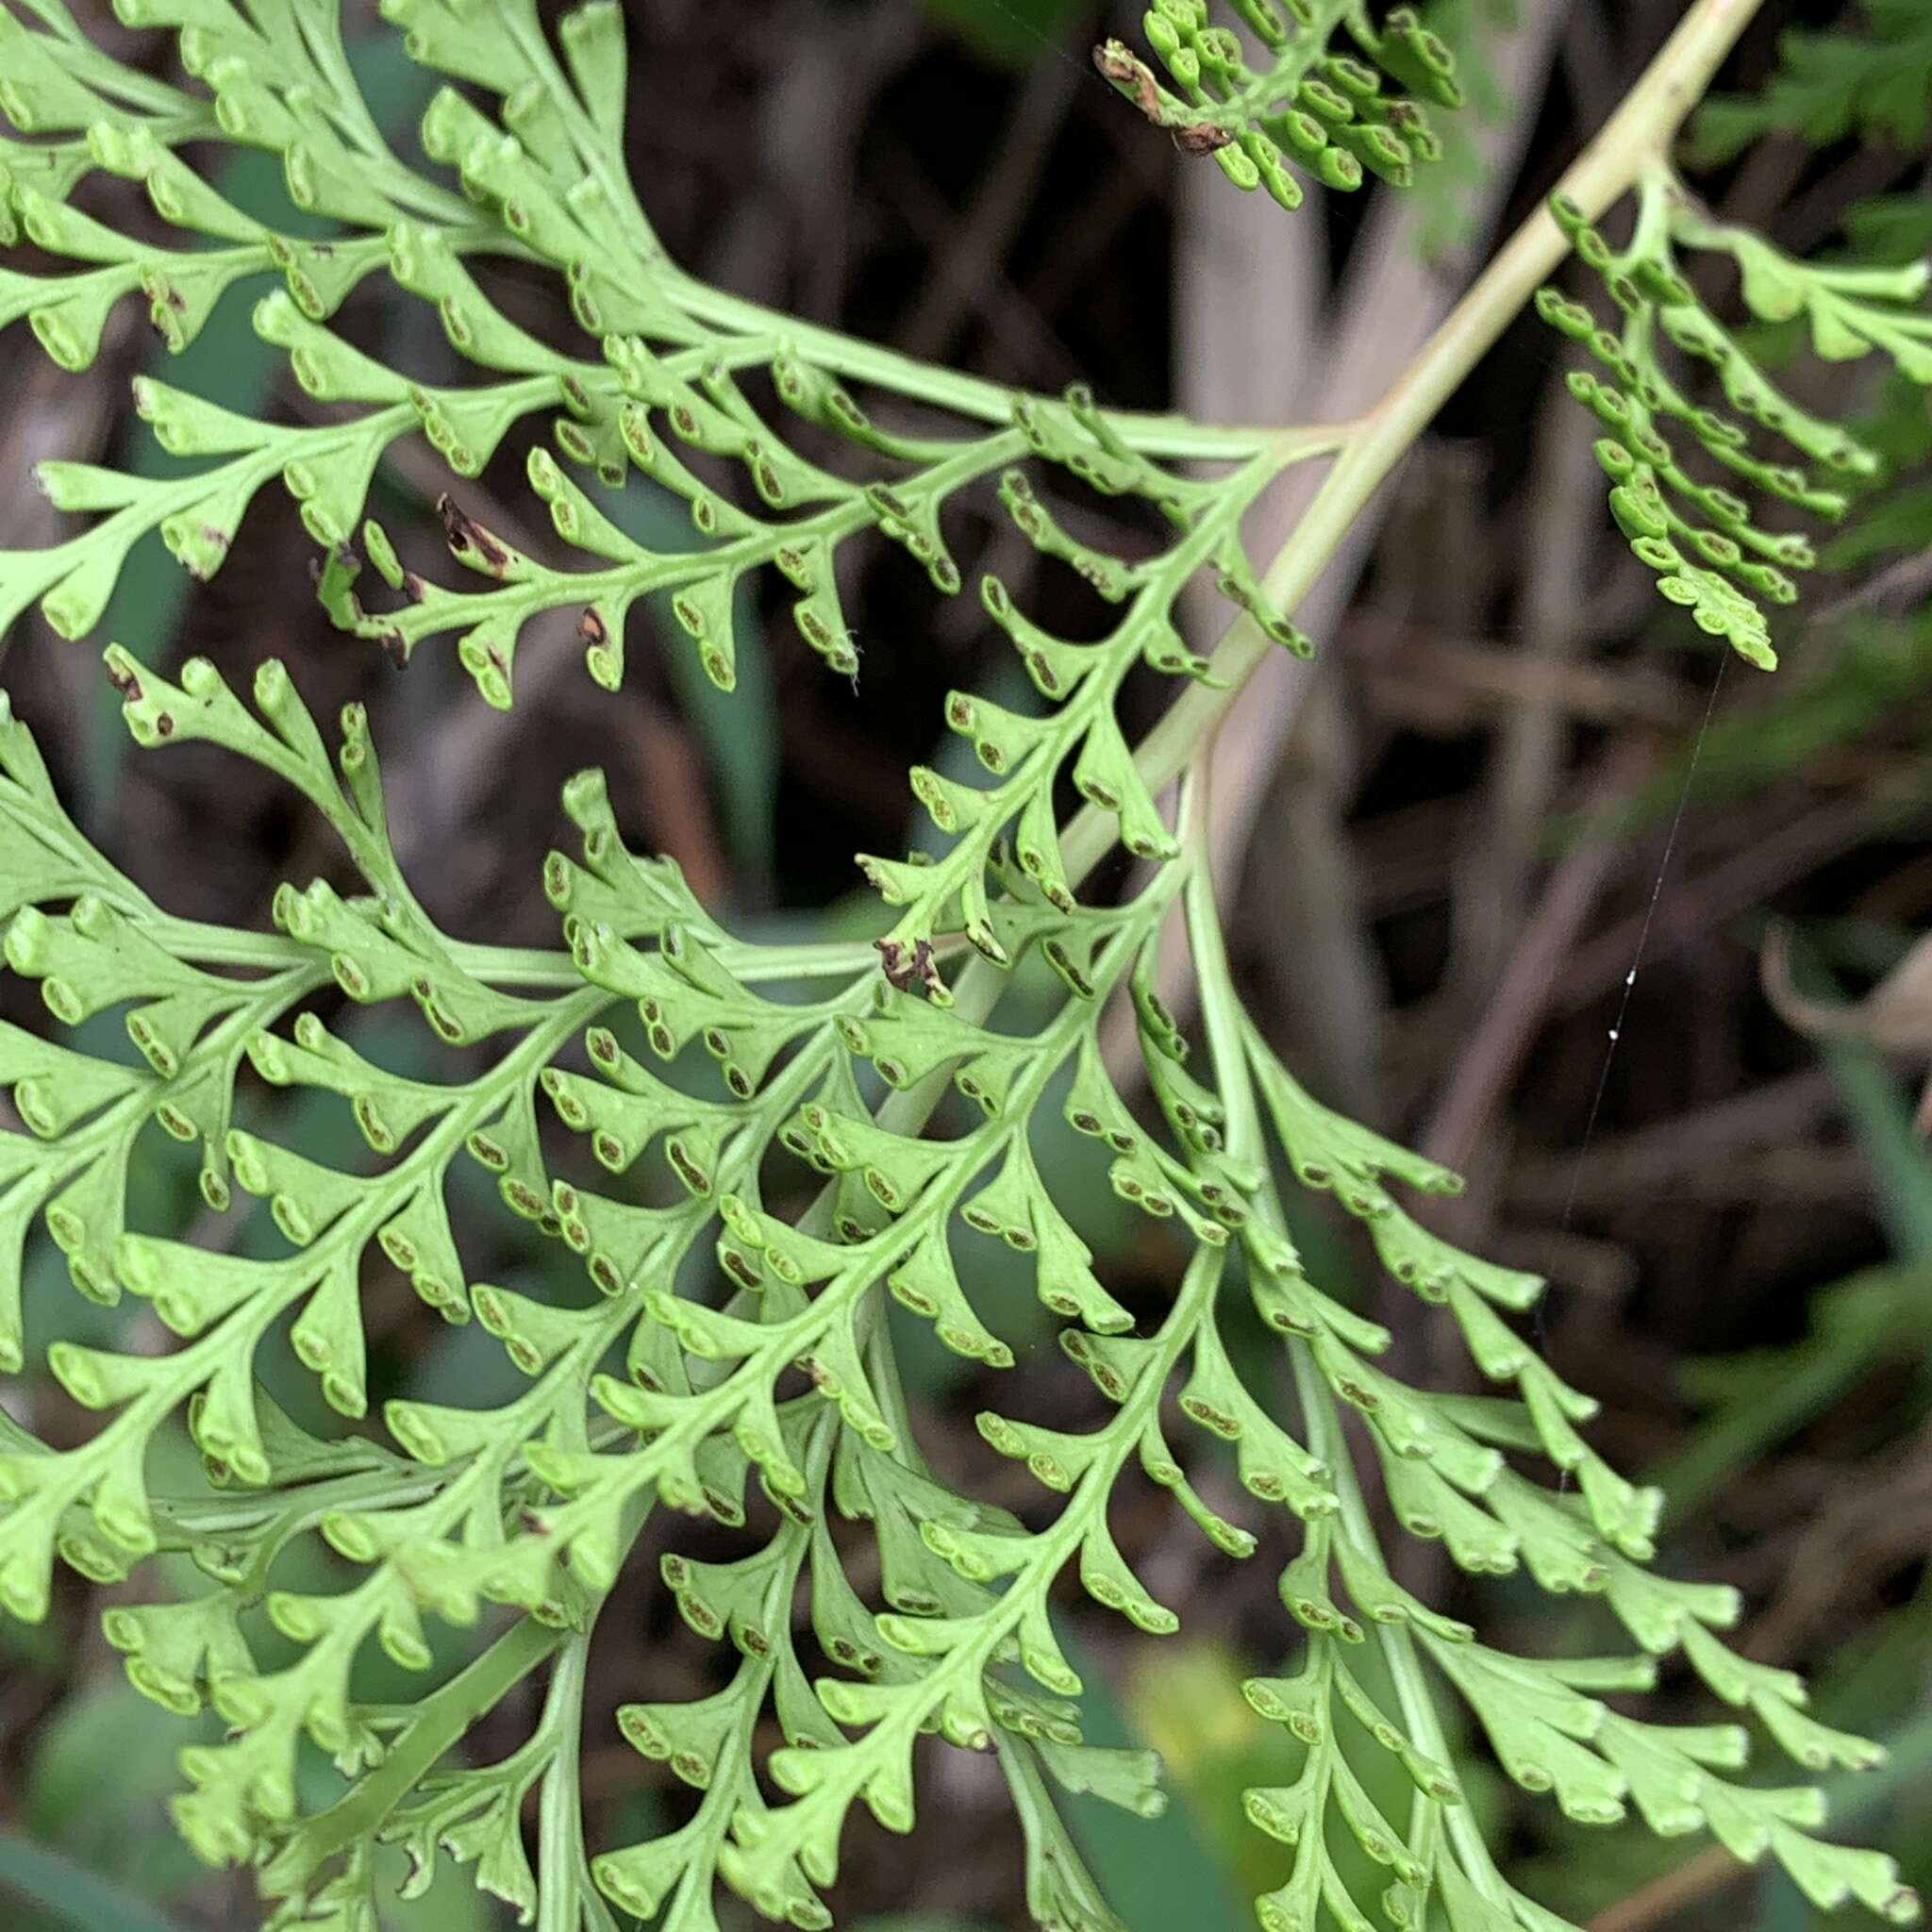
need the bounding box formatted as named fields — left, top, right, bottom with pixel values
left=0, top=2, right=1924, bottom=1930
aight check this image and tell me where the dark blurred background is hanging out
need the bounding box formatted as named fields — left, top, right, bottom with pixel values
left=3, top=1, right=1931, bottom=1927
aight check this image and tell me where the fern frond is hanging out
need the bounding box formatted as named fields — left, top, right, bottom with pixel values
left=1178, top=858, right=1920, bottom=1931
left=864, top=428, right=1312, bottom=1001
left=1537, top=173, right=1932, bottom=668
left=1094, top=0, right=1464, bottom=209
left=0, top=3, right=1925, bottom=1930
left=0, top=686, right=331, bottom=1357
left=1691, top=0, right=1932, bottom=161
left=0, top=0, right=1291, bottom=708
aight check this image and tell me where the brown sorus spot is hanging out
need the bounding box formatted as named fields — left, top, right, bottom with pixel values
left=577, top=607, right=608, bottom=645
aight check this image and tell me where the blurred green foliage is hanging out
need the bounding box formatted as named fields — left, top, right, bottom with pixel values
left=908, top=0, right=1090, bottom=68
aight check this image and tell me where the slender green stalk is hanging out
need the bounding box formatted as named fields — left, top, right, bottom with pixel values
left=665, top=268, right=1347, bottom=461
left=537, top=1634, right=597, bottom=1932
left=142, top=917, right=932, bottom=990
left=264, top=1612, right=563, bottom=1896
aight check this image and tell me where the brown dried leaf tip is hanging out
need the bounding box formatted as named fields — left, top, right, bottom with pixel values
left=1092, top=39, right=1161, bottom=115
left=1172, top=124, right=1233, bottom=155
left=875, top=936, right=941, bottom=999
left=437, top=493, right=512, bottom=575
left=1091, top=38, right=1233, bottom=155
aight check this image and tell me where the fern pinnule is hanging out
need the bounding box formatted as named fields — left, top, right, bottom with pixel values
left=1538, top=171, right=1932, bottom=667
